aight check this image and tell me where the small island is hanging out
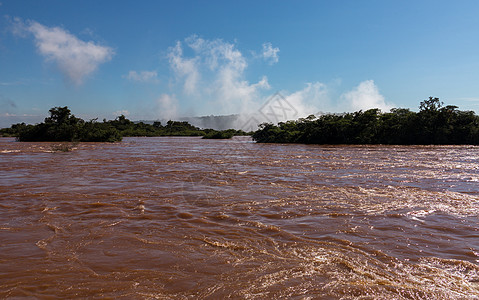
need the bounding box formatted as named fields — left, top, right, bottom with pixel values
left=252, top=97, right=479, bottom=145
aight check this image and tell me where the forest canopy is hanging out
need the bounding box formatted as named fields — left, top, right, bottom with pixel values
left=252, top=97, right=479, bottom=145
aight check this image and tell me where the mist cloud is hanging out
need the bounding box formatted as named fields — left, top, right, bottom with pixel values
left=247, top=80, right=393, bottom=128
left=283, top=82, right=329, bottom=117
left=341, top=80, right=393, bottom=112
left=168, top=41, right=200, bottom=95
left=167, top=36, right=271, bottom=115
left=156, top=94, right=178, bottom=120
left=161, top=37, right=393, bottom=129
left=12, top=18, right=114, bottom=85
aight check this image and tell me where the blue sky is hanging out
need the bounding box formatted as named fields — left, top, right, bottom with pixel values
left=1, top=0, right=479, bottom=127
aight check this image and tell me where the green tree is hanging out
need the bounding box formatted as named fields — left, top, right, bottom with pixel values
left=419, top=97, right=443, bottom=112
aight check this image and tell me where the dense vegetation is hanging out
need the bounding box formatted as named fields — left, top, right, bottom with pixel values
left=1, top=107, right=122, bottom=142
left=0, top=106, right=247, bottom=142
left=202, top=129, right=236, bottom=139
left=3, top=98, right=478, bottom=144
left=252, top=97, right=479, bottom=145
left=110, top=116, right=247, bottom=138
left=110, top=115, right=204, bottom=137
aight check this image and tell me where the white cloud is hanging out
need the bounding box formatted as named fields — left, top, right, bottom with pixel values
left=283, top=82, right=329, bottom=118
left=167, top=41, right=200, bottom=95
left=167, top=36, right=270, bottom=115
left=245, top=80, right=392, bottom=127
left=262, top=42, right=279, bottom=65
left=185, top=35, right=247, bottom=71
left=341, top=80, right=393, bottom=112
left=156, top=94, right=178, bottom=120
left=10, top=17, right=28, bottom=37
left=162, top=36, right=392, bottom=128
left=13, top=18, right=114, bottom=85
left=231, top=82, right=329, bottom=130
left=124, top=70, right=159, bottom=83
left=213, top=62, right=269, bottom=114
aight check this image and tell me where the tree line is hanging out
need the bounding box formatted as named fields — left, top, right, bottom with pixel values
left=0, top=107, right=247, bottom=142
left=252, top=97, right=479, bottom=145
left=3, top=98, right=479, bottom=144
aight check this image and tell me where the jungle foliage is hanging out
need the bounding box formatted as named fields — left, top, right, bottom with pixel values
left=252, top=98, right=479, bottom=145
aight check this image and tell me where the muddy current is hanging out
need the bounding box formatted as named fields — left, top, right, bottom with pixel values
left=1, top=136, right=478, bottom=299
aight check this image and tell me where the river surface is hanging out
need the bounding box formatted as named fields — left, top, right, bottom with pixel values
left=1, top=136, right=479, bottom=299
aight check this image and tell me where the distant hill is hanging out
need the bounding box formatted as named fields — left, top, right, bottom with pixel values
left=181, top=115, right=240, bottom=130
left=138, top=112, right=307, bottom=132
left=139, top=114, right=242, bottom=131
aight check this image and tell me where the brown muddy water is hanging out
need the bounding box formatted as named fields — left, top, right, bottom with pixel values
left=1, top=136, right=478, bottom=299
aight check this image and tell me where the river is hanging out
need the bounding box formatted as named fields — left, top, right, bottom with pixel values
left=1, top=136, right=478, bottom=299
